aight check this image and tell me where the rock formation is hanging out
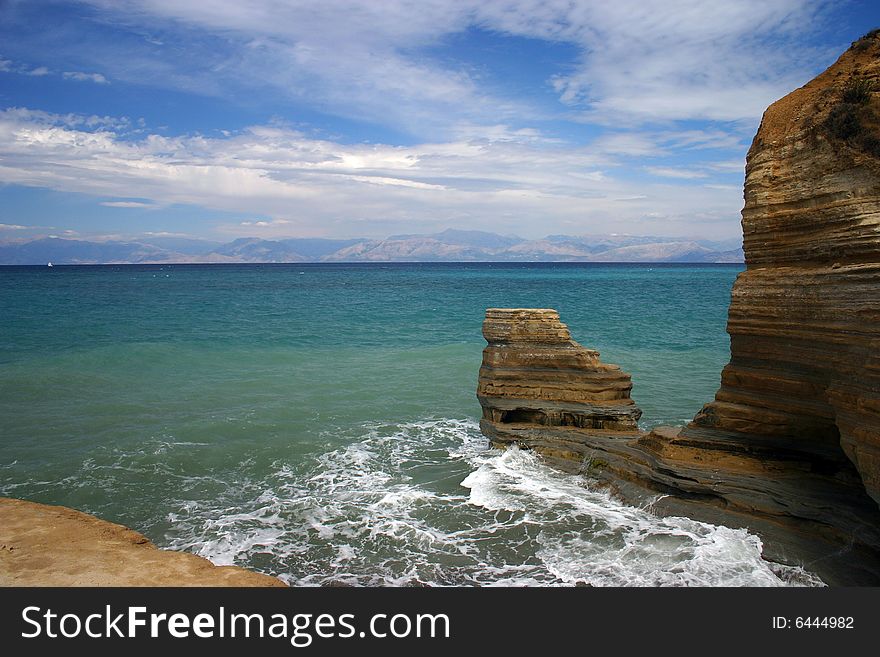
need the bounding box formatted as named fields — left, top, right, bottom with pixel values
left=477, top=32, right=880, bottom=585
left=0, top=497, right=286, bottom=586
left=684, top=28, right=880, bottom=500
left=478, top=308, right=642, bottom=464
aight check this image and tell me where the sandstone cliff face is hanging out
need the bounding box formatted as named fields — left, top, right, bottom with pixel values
left=687, top=30, right=880, bottom=507
left=476, top=33, right=880, bottom=584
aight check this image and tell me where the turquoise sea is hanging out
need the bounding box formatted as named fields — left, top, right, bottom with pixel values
left=0, top=263, right=821, bottom=585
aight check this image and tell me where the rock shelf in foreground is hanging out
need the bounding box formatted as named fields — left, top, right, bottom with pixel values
left=0, top=497, right=285, bottom=587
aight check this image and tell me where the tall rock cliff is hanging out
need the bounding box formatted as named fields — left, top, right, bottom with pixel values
left=687, top=30, right=880, bottom=505
left=477, top=32, right=880, bottom=584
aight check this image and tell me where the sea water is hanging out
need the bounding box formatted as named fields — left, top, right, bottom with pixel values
left=0, top=263, right=822, bottom=586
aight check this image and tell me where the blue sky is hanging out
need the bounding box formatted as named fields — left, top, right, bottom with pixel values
left=0, top=0, right=878, bottom=242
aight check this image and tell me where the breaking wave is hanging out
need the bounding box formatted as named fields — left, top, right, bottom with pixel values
left=161, top=418, right=823, bottom=587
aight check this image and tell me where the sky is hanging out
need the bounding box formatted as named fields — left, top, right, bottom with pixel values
left=0, top=0, right=878, bottom=243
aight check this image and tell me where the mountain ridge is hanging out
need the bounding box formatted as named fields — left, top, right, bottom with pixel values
left=0, top=231, right=743, bottom=264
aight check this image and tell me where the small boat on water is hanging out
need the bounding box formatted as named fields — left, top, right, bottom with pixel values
left=47, top=262, right=53, bottom=267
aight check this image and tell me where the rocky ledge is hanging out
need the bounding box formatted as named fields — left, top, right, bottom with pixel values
left=477, top=32, right=880, bottom=586
left=0, top=497, right=286, bottom=586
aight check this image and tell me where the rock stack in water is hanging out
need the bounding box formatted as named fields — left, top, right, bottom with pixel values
left=477, top=32, right=880, bottom=584
left=477, top=308, right=642, bottom=469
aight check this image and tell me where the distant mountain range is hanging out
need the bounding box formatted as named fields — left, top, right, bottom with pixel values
left=0, top=229, right=743, bottom=264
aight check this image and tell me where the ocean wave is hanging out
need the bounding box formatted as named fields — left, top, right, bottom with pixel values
left=160, top=418, right=823, bottom=587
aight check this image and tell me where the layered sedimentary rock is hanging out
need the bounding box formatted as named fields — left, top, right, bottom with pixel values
left=478, top=307, right=880, bottom=584
left=477, top=33, right=880, bottom=584
left=478, top=308, right=642, bottom=464
left=684, top=31, right=880, bottom=506
left=0, top=497, right=286, bottom=586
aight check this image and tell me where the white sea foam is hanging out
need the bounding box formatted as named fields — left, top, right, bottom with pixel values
left=157, top=418, right=823, bottom=587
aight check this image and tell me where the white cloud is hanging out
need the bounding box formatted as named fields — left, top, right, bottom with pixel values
left=450, top=123, right=552, bottom=143
left=1, top=107, right=130, bottom=130
left=348, top=175, right=446, bottom=190
left=706, top=160, right=747, bottom=173
left=587, top=128, right=751, bottom=160
left=0, top=60, right=110, bottom=85
left=75, top=0, right=834, bottom=133
left=240, top=218, right=291, bottom=227
left=62, top=71, right=109, bottom=84
left=0, top=108, right=745, bottom=239
left=0, top=223, right=28, bottom=230
left=590, top=133, right=662, bottom=157
left=703, top=184, right=742, bottom=191
left=100, top=200, right=154, bottom=208
left=528, top=0, right=831, bottom=124
left=10, top=2, right=829, bottom=240
left=645, top=167, right=709, bottom=180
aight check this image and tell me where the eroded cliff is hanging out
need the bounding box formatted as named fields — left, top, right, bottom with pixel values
left=477, top=32, right=880, bottom=584
left=687, top=30, right=880, bottom=504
